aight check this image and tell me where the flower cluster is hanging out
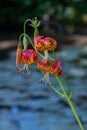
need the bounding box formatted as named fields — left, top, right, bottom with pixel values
left=16, top=35, right=62, bottom=81
left=16, top=17, right=62, bottom=83
left=34, top=35, right=62, bottom=83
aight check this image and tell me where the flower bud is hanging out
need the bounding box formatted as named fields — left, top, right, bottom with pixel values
left=16, top=46, right=22, bottom=67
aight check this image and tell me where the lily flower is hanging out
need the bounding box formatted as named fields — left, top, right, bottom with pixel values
left=21, top=49, right=38, bottom=64
left=50, top=59, right=62, bottom=76
left=38, top=58, right=51, bottom=72
left=38, top=58, right=52, bottom=83
left=35, top=36, right=57, bottom=51
left=16, top=49, right=38, bottom=76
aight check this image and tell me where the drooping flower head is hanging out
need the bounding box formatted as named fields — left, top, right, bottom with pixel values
left=38, top=58, right=52, bottom=72
left=38, top=58, right=52, bottom=84
left=50, top=59, right=62, bottom=76
left=35, top=36, right=57, bottom=51
left=36, top=36, right=59, bottom=83
left=16, top=49, right=38, bottom=76
left=38, top=59, right=62, bottom=83
left=21, top=49, right=38, bottom=65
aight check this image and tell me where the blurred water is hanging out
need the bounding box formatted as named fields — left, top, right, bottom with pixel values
left=0, top=46, right=87, bottom=130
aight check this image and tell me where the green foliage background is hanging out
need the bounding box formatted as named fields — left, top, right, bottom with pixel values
left=0, top=0, right=87, bottom=33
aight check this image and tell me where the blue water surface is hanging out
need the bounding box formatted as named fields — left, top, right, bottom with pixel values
left=0, top=46, right=87, bottom=130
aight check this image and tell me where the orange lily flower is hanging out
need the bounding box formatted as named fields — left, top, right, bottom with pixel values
left=50, top=59, right=62, bottom=76
left=16, top=49, right=38, bottom=76
left=35, top=36, right=57, bottom=51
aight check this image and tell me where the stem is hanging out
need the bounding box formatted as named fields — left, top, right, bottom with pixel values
left=62, top=75, right=71, bottom=94
left=48, top=82, right=65, bottom=97
left=25, top=33, right=34, bottom=48
left=56, top=76, right=84, bottom=130
left=44, top=50, right=49, bottom=58
left=18, top=33, right=24, bottom=47
left=34, top=27, right=39, bottom=42
left=62, top=75, right=72, bottom=99
left=53, top=50, right=56, bottom=60
left=24, top=19, right=30, bottom=34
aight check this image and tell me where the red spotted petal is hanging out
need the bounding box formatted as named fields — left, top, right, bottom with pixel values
left=21, top=49, right=38, bottom=65
left=50, top=59, right=62, bottom=76
left=35, top=36, right=57, bottom=51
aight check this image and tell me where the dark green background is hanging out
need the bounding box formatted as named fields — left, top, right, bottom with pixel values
left=0, top=0, right=87, bottom=24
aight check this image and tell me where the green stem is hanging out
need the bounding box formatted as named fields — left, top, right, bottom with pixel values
left=18, top=33, right=24, bottom=47
left=62, top=75, right=71, bottom=93
left=34, top=27, right=39, bottom=42
left=48, top=82, right=65, bottom=97
left=44, top=50, right=49, bottom=58
left=56, top=76, right=84, bottom=130
left=24, top=19, right=30, bottom=34
left=62, top=75, right=72, bottom=99
left=53, top=50, right=56, bottom=60
left=25, top=33, right=34, bottom=48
